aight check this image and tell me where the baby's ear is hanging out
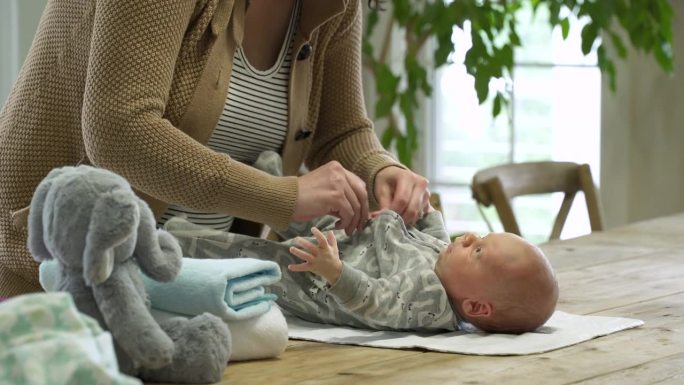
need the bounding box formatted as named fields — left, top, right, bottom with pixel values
left=461, top=299, right=493, bottom=318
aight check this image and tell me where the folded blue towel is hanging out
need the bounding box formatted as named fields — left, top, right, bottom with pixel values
left=40, top=257, right=281, bottom=322
left=143, top=257, right=281, bottom=321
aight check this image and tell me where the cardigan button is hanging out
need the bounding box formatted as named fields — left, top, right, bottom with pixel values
left=294, top=129, right=312, bottom=141
left=297, top=43, right=313, bottom=61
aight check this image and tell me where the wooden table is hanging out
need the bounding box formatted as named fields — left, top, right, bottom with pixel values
left=182, top=213, right=684, bottom=384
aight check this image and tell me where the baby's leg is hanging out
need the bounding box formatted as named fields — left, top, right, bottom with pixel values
left=252, top=150, right=283, bottom=177
left=164, top=215, right=301, bottom=267
left=164, top=216, right=260, bottom=259
left=273, top=215, right=340, bottom=240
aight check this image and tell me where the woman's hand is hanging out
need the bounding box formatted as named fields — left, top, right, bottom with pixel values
left=374, top=166, right=430, bottom=225
left=288, top=227, right=343, bottom=284
left=294, top=161, right=368, bottom=236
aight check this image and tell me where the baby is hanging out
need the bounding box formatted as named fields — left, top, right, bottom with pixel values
left=165, top=152, right=558, bottom=333
left=287, top=209, right=558, bottom=334
left=166, top=206, right=558, bottom=334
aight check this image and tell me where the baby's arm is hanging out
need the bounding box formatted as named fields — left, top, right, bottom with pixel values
left=288, top=227, right=343, bottom=284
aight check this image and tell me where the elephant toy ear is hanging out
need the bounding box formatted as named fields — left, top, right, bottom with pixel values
left=83, top=190, right=140, bottom=286
left=27, top=167, right=72, bottom=262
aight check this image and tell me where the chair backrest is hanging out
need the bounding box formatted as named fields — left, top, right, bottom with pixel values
left=470, top=161, right=604, bottom=240
left=429, top=192, right=443, bottom=214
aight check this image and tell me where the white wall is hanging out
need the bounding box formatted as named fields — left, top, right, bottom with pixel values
left=601, top=0, right=684, bottom=228
left=0, top=0, right=47, bottom=103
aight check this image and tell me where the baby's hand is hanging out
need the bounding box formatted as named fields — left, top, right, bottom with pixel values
left=288, top=227, right=343, bottom=284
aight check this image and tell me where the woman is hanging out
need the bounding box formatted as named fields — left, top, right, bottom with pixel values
left=0, top=0, right=429, bottom=296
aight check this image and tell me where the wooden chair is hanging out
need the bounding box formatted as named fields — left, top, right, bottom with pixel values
left=429, top=192, right=443, bottom=214
left=470, top=161, right=604, bottom=240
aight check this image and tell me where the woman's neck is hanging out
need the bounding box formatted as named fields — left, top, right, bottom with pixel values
left=242, top=0, right=296, bottom=71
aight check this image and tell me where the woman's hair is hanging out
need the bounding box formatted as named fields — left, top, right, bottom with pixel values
left=368, top=0, right=387, bottom=11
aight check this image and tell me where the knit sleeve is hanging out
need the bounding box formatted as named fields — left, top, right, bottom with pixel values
left=81, top=0, right=297, bottom=230
left=305, top=0, right=405, bottom=209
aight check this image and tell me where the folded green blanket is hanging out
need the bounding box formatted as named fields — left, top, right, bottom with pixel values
left=0, top=292, right=140, bottom=385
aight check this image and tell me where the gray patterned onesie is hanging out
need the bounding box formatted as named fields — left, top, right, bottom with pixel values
left=165, top=210, right=457, bottom=332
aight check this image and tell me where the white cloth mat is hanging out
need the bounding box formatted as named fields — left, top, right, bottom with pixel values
left=286, top=311, right=643, bottom=355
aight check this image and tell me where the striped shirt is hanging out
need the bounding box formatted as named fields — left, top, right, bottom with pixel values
left=158, top=0, right=300, bottom=230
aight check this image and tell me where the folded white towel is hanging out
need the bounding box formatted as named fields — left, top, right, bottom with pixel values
left=151, top=303, right=288, bottom=361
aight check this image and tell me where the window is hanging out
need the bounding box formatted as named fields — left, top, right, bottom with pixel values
left=428, top=5, right=601, bottom=244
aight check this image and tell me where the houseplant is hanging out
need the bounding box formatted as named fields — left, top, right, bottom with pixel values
left=363, top=0, right=674, bottom=167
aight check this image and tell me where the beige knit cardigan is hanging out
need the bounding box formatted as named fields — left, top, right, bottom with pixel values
left=0, top=0, right=401, bottom=296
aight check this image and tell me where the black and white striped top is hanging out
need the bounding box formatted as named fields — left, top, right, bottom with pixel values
left=159, top=0, right=300, bottom=231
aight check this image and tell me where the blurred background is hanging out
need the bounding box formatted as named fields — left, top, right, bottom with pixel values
left=2, top=0, right=683, bottom=244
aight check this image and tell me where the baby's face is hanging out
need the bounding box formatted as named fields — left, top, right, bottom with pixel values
left=434, top=232, right=535, bottom=299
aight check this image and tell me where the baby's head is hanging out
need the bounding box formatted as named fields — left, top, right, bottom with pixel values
left=434, top=232, right=558, bottom=334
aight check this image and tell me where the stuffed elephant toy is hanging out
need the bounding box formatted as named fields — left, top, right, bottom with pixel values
left=27, top=165, right=231, bottom=384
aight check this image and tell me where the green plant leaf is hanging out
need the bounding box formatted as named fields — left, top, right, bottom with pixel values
left=609, top=32, right=628, bottom=59
left=596, top=45, right=617, bottom=91
left=500, top=44, right=514, bottom=71
left=434, top=31, right=455, bottom=67
left=365, top=9, right=380, bottom=38
left=393, top=0, right=412, bottom=24
left=405, top=56, right=431, bottom=99
left=373, top=64, right=400, bottom=118
left=375, top=94, right=395, bottom=118
left=509, top=21, right=521, bottom=46
left=362, top=39, right=375, bottom=60
left=560, top=17, right=570, bottom=40
left=580, top=23, right=598, bottom=55
left=656, top=0, right=673, bottom=41
left=375, top=64, right=400, bottom=91
left=654, top=41, right=674, bottom=73
left=380, top=126, right=394, bottom=149
left=474, top=73, right=490, bottom=104
left=548, top=2, right=562, bottom=25
left=492, top=92, right=502, bottom=117
left=399, top=92, right=413, bottom=119
left=396, top=135, right=411, bottom=168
